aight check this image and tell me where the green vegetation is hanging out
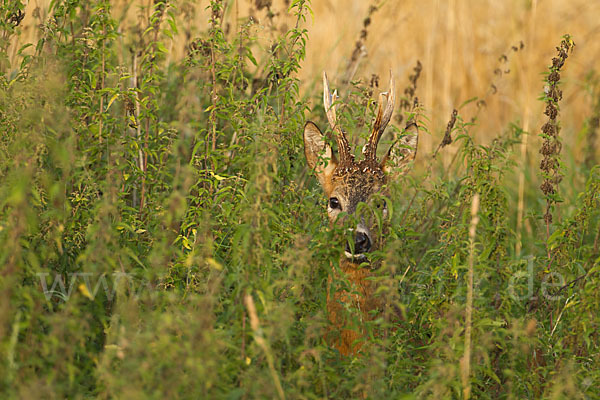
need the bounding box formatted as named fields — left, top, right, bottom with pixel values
left=0, top=1, right=598, bottom=398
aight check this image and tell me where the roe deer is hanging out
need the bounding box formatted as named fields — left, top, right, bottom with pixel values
left=303, top=71, right=418, bottom=355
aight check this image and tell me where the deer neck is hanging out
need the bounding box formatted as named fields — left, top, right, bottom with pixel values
left=337, top=256, right=375, bottom=284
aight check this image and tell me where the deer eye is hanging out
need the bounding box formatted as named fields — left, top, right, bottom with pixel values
left=376, top=200, right=387, bottom=210
left=329, top=197, right=341, bottom=210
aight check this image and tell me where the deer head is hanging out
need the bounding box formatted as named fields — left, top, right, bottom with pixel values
left=304, top=71, right=418, bottom=262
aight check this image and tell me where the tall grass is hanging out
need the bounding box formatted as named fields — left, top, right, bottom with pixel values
left=1, top=1, right=599, bottom=398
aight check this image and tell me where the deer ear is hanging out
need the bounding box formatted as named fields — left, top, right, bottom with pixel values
left=304, top=121, right=337, bottom=186
left=381, top=122, right=418, bottom=176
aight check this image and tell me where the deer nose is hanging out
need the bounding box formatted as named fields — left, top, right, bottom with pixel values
left=354, top=231, right=371, bottom=253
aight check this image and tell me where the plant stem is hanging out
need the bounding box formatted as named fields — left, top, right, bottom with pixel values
left=461, top=193, right=480, bottom=400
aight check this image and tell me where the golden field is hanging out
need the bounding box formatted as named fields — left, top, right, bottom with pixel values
left=12, top=0, right=600, bottom=155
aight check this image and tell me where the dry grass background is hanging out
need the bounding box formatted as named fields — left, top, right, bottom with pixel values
left=12, top=0, right=600, bottom=156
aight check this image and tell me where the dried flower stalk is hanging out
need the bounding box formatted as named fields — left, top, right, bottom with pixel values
left=539, top=35, right=574, bottom=234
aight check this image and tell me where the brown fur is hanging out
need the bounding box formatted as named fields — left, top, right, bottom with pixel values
left=327, top=257, right=379, bottom=355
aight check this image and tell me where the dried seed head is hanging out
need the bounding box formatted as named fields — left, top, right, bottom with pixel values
left=540, top=141, right=555, bottom=156
left=544, top=103, right=558, bottom=120
left=255, top=0, right=272, bottom=10
left=541, top=122, right=556, bottom=136
left=551, top=57, right=563, bottom=69
left=9, top=10, right=25, bottom=26
left=548, top=71, right=561, bottom=83
left=544, top=211, right=553, bottom=225
left=540, top=180, right=555, bottom=195
left=540, top=157, right=558, bottom=172
left=370, top=74, right=379, bottom=88
left=538, top=35, right=574, bottom=229
left=441, top=109, right=457, bottom=147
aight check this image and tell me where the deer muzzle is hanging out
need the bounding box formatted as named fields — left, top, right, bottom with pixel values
left=344, top=224, right=372, bottom=260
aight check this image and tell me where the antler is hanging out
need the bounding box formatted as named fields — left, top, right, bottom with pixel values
left=323, top=72, right=353, bottom=164
left=363, top=70, right=395, bottom=161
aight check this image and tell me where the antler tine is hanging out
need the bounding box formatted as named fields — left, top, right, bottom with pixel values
left=379, top=70, right=396, bottom=135
left=364, top=70, right=396, bottom=161
left=323, top=71, right=352, bottom=163
left=323, top=71, right=337, bottom=128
